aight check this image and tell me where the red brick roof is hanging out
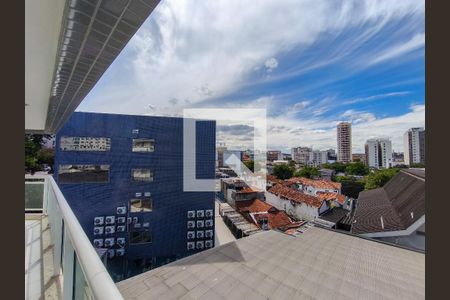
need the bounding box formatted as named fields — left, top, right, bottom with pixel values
left=316, top=192, right=346, bottom=205
left=268, top=184, right=323, bottom=208
left=266, top=175, right=284, bottom=185
left=286, top=177, right=341, bottom=190
left=236, top=199, right=301, bottom=230
left=236, top=199, right=273, bottom=213
left=236, top=187, right=260, bottom=194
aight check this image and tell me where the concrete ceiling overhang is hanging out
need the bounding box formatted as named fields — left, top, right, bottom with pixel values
left=25, top=0, right=160, bottom=134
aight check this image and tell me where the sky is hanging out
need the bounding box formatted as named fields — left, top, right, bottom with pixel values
left=77, top=0, right=425, bottom=153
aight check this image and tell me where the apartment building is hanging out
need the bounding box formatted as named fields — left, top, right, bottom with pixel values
left=55, top=112, right=216, bottom=281
left=404, top=128, right=425, bottom=165
left=291, top=146, right=312, bottom=164
left=337, top=122, right=352, bottom=163
left=308, top=150, right=328, bottom=167
left=365, top=138, right=393, bottom=168
left=267, top=150, right=282, bottom=162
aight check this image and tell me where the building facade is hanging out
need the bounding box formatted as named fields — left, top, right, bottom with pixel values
left=291, top=147, right=312, bottom=164
left=365, top=138, right=393, bottom=169
left=403, top=128, right=425, bottom=166
left=308, top=150, right=328, bottom=167
left=267, top=150, right=282, bottom=162
left=55, top=112, right=216, bottom=281
left=337, top=122, right=352, bottom=163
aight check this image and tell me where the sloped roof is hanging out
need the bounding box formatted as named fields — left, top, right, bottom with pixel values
left=268, top=184, right=323, bottom=208
left=287, top=177, right=342, bottom=190
left=352, top=170, right=425, bottom=234
left=117, top=228, right=424, bottom=300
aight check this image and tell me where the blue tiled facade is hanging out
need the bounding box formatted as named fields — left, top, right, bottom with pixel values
left=55, top=112, right=216, bottom=281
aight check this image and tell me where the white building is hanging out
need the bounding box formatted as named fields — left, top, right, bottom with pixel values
left=308, top=150, right=328, bottom=167
left=404, top=128, right=425, bottom=166
left=266, top=185, right=329, bottom=221
left=291, top=147, right=312, bottom=164
left=365, top=138, right=393, bottom=169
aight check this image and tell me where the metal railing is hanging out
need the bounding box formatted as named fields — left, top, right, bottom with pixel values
left=25, top=175, right=124, bottom=300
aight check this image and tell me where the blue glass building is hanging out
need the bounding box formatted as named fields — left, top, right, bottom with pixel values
left=55, top=112, right=216, bottom=281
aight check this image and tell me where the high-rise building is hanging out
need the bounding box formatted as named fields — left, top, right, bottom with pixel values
left=55, top=112, right=216, bottom=281
left=365, top=138, right=393, bottom=169
left=404, top=128, right=425, bottom=166
left=337, top=122, right=352, bottom=163
left=291, top=147, right=312, bottom=164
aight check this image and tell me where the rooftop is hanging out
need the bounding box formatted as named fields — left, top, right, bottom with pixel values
left=352, top=170, right=425, bottom=235
left=268, top=184, right=323, bottom=208
left=286, top=177, right=342, bottom=190
left=117, top=227, right=424, bottom=299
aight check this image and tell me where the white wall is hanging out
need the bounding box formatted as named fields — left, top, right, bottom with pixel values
left=266, top=192, right=319, bottom=221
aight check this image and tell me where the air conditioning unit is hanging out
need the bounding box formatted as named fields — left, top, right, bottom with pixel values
left=104, top=238, right=115, bottom=247
left=116, top=249, right=125, bottom=256
left=196, top=220, right=204, bottom=228
left=205, top=209, right=213, bottom=217
left=93, top=227, right=104, bottom=235
left=187, top=221, right=195, bottom=229
left=105, top=226, right=115, bottom=234
left=134, top=223, right=141, bottom=229
left=93, top=239, right=103, bottom=248
left=117, top=237, right=126, bottom=246
left=133, top=217, right=139, bottom=224
left=196, top=241, right=204, bottom=249
left=187, top=210, right=195, bottom=219
left=187, top=231, right=195, bottom=239
left=116, top=225, right=126, bottom=232
left=94, top=217, right=104, bottom=225
left=105, top=216, right=115, bottom=225
left=187, top=242, right=195, bottom=250
left=116, top=217, right=126, bottom=224
left=196, top=231, right=204, bottom=239
left=144, top=192, right=151, bottom=197
left=127, top=217, right=132, bottom=224
left=143, top=222, right=150, bottom=228
left=205, top=220, right=213, bottom=228
left=205, top=240, right=213, bottom=248
left=116, top=206, right=127, bottom=215
left=107, top=249, right=115, bottom=258
left=196, top=210, right=204, bottom=218
left=205, top=230, right=213, bottom=238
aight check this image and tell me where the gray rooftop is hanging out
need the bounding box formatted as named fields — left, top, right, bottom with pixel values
left=117, top=227, right=424, bottom=299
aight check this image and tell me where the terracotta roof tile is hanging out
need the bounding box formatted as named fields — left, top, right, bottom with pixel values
left=316, top=192, right=346, bottom=205
left=287, top=177, right=341, bottom=190
left=268, top=184, right=323, bottom=208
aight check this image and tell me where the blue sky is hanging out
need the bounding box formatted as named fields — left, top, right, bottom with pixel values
left=78, top=0, right=425, bottom=153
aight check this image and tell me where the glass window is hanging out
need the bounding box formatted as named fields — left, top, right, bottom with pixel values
left=129, top=230, right=152, bottom=244
left=60, top=137, right=111, bottom=151
left=132, top=139, right=154, bottom=152
left=130, top=198, right=152, bottom=212
left=131, top=169, right=153, bottom=182
left=58, top=165, right=109, bottom=183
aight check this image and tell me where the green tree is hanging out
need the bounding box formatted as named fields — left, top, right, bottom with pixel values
left=25, top=134, right=53, bottom=172
left=294, top=166, right=320, bottom=179
left=334, top=175, right=366, bottom=199
left=345, top=161, right=369, bottom=176
left=243, top=160, right=254, bottom=172
left=272, top=164, right=294, bottom=180
left=365, top=168, right=399, bottom=190
left=410, top=163, right=425, bottom=168
left=322, top=162, right=347, bottom=173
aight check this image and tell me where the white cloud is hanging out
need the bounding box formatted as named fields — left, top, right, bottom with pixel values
left=264, top=57, right=279, bottom=72
left=370, top=33, right=425, bottom=65
left=78, top=0, right=424, bottom=116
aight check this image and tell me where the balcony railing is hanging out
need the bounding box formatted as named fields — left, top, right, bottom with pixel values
left=25, top=175, right=124, bottom=300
